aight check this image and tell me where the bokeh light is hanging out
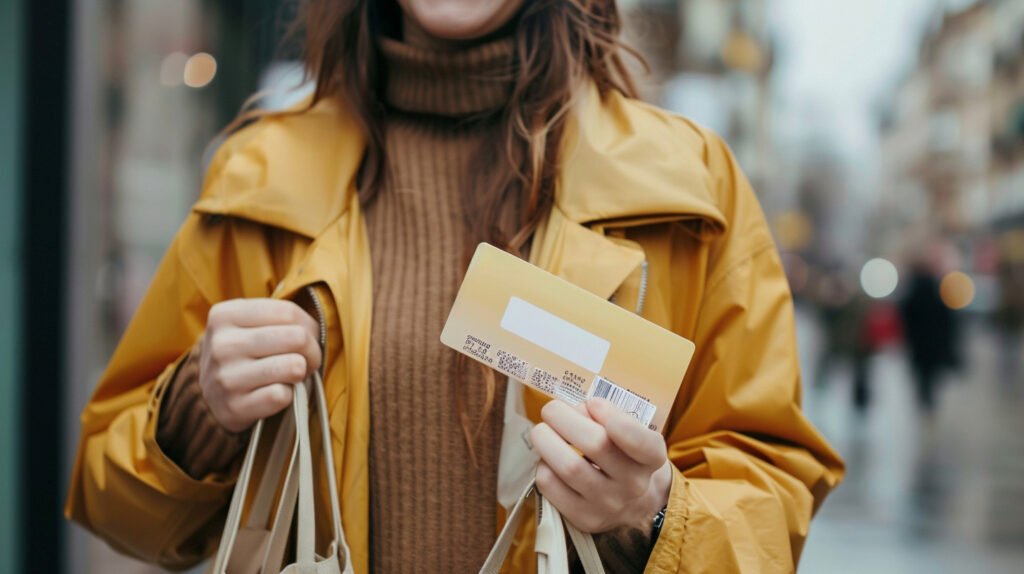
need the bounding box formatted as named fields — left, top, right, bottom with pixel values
left=773, top=211, right=813, bottom=252
left=722, top=29, right=766, bottom=73
left=860, top=258, right=899, bottom=299
left=939, top=271, right=975, bottom=310
left=1000, top=230, right=1024, bottom=263
left=183, top=53, right=217, bottom=88
left=159, top=52, right=188, bottom=87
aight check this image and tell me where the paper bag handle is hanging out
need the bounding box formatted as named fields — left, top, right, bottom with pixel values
left=479, top=481, right=605, bottom=574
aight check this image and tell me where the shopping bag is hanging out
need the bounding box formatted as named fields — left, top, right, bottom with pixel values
left=208, top=372, right=353, bottom=574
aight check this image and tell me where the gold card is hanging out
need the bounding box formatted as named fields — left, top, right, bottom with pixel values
left=441, top=243, right=695, bottom=433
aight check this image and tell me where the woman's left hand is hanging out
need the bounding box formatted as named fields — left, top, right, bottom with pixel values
left=529, top=397, right=673, bottom=535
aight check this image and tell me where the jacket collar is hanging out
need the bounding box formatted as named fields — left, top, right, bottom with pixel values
left=192, top=86, right=727, bottom=241
left=193, top=98, right=366, bottom=239
left=556, top=85, right=726, bottom=238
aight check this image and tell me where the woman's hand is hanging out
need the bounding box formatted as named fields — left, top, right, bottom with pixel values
left=198, top=299, right=322, bottom=433
left=529, top=398, right=673, bottom=535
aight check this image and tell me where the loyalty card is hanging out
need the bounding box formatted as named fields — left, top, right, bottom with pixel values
left=441, top=243, right=695, bottom=433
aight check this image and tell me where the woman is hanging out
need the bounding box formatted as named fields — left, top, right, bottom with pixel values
left=66, top=0, right=844, bottom=572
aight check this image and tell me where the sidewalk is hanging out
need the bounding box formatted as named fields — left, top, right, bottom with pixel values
left=798, top=305, right=1024, bottom=573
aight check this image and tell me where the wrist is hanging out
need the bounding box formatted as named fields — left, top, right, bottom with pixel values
left=628, top=462, right=673, bottom=536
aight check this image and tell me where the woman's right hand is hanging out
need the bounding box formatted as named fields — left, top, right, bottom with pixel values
left=198, top=299, right=323, bottom=433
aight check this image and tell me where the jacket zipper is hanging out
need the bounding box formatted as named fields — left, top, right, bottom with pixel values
left=635, top=259, right=649, bottom=316
left=610, top=259, right=649, bottom=315
left=304, top=285, right=328, bottom=375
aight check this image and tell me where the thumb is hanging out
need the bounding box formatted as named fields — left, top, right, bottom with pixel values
left=587, top=398, right=665, bottom=468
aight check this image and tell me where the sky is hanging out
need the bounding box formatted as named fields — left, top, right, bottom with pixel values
left=761, top=0, right=976, bottom=257
left=769, top=0, right=943, bottom=163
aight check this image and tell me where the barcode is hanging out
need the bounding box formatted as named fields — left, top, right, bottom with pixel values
left=590, top=376, right=656, bottom=426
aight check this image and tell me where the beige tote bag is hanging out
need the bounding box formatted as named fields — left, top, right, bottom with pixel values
left=209, top=371, right=600, bottom=573
left=208, top=372, right=353, bottom=574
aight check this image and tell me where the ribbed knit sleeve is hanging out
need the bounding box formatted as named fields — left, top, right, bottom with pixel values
left=586, top=526, right=654, bottom=573
left=155, top=343, right=249, bottom=479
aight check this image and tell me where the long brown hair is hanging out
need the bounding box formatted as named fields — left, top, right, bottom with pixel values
left=271, top=0, right=641, bottom=459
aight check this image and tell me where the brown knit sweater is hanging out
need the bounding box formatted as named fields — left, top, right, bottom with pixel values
left=361, top=36, right=511, bottom=573
left=156, top=32, right=652, bottom=574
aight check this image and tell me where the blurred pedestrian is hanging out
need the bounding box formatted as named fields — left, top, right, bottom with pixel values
left=899, top=262, right=959, bottom=412
left=813, top=273, right=873, bottom=409
left=856, top=299, right=903, bottom=409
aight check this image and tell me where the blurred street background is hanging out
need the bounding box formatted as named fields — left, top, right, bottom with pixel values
left=1, top=0, right=1023, bottom=572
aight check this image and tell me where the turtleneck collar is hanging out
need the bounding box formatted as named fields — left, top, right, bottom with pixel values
left=378, top=33, right=516, bottom=118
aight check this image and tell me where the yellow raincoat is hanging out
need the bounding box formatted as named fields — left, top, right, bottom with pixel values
left=66, top=85, right=844, bottom=573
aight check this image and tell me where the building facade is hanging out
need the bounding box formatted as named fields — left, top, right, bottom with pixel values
left=878, top=0, right=1024, bottom=311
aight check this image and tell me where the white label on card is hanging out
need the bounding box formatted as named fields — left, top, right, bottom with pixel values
left=499, top=296, right=610, bottom=373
